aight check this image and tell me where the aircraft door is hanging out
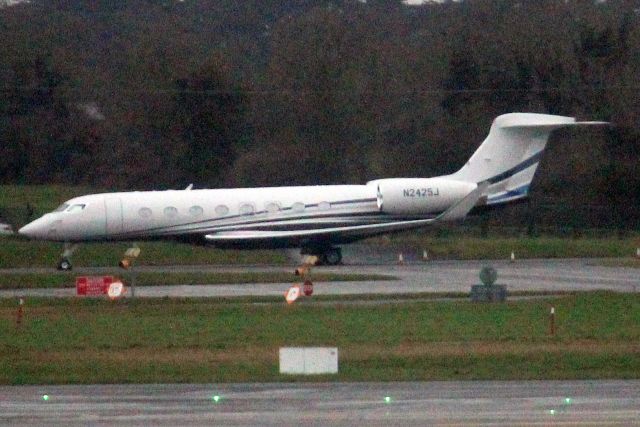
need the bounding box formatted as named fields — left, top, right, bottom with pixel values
left=104, top=197, right=123, bottom=236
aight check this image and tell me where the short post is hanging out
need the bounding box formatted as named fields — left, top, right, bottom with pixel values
left=120, top=247, right=141, bottom=298
left=16, top=298, right=24, bottom=328
left=549, top=306, right=556, bottom=336
left=130, top=267, right=136, bottom=298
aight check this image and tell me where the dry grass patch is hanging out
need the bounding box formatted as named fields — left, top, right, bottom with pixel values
left=14, top=347, right=278, bottom=365
left=341, top=340, right=640, bottom=360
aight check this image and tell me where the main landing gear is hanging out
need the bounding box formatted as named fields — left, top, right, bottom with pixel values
left=320, top=247, right=342, bottom=266
left=300, top=246, right=342, bottom=266
left=287, top=246, right=342, bottom=303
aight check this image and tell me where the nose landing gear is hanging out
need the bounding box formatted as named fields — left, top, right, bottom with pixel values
left=57, top=258, right=72, bottom=271
left=57, top=243, right=78, bottom=271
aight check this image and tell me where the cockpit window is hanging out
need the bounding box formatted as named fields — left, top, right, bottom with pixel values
left=67, top=204, right=86, bottom=213
left=53, top=203, right=70, bottom=212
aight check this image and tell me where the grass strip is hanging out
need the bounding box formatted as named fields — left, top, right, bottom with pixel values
left=0, top=292, right=638, bottom=384
left=0, top=237, right=288, bottom=268
left=378, top=236, right=640, bottom=260
left=0, top=272, right=394, bottom=290
left=2, top=235, right=640, bottom=268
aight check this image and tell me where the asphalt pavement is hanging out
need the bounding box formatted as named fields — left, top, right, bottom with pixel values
left=1, top=381, right=638, bottom=426
left=0, top=257, right=637, bottom=298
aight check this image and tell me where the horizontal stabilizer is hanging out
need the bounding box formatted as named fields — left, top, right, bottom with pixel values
left=438, top=181, right=488, bottom=221
left=501, top=120, right=609, bottom=129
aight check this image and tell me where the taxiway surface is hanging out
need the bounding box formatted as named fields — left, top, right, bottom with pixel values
left=2, top=381, right=639, bottom=426
left=0, top=257, right=637, bottom=298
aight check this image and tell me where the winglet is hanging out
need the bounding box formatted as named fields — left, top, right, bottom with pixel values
left=437, top=181, right=489, bottom=222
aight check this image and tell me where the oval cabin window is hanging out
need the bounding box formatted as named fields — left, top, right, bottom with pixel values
left=318, top=201, right=331, bottom=211
left=189, top=206, right=203, bottom=217
left=265, top=202, right=281, bottom=214
left=215, top=205, right=229, bottom=216
left=164, top=206, right=178, bottom=218
left=239, top=203, right=255, bottom=215
left=291, top=202, right=305, bottom=213
left=139, top=207, right=152, bottom=218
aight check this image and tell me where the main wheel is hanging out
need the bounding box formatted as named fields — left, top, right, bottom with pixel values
left=57, top=258, right=73, bottom=271
left=322, top=248, right=342, bottom=265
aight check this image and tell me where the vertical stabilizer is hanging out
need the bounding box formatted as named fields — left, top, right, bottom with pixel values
left=447, top=113, right=606, bottom=205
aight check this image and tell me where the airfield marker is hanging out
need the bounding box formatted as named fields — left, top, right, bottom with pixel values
left=398, top=253, right=404, bottom=265
left=550, top=306, right=556, bottom=336
left=636, top=248, right=640, bottom=258
left=510, top=251, right=515, bottom=262
left=107, top=281, right=125, bottom=300
left=285, top=285, right=301, bottom=304
left=16, top=298, right=24, bottom=328
left=422, top=249, right=428, bottom=261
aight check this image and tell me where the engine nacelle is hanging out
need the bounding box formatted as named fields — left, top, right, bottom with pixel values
left=370, top=178, right=477, bottom=215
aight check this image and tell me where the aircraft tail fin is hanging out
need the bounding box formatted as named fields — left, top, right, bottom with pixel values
left=447, top=113, right=607, bottom=206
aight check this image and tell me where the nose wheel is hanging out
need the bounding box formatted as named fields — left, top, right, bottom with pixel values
left=57, top=258, right=72, bottom=271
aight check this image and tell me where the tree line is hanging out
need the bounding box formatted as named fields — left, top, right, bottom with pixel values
left=0, top=0, right=638, bottom=229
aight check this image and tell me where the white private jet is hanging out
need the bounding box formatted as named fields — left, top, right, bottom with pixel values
left=19, top=113, right=607, bottom=270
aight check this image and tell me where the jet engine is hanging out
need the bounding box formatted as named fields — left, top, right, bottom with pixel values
left=370, top=178, right=477, bottom=215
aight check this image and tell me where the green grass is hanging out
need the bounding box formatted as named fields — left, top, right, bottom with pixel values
left=2, top=235, right=639, bottom=268
left=0, top=292, right=638, bottom=384
left=0, top=271, right=393, bottom=289
left=0, top=237, right=287, bottom=268
left=0, top=184, right=95, bottom=213
left=378, top=235, right=640, bottom=260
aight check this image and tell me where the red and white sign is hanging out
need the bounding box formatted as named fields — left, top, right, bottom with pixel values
left=285, top=285, right=301, bottom=304
left=76, top=276, right=114, bottom=296
left=303, top=280, right=313, bottom=296
left=107, top=281, right=125, bottom=300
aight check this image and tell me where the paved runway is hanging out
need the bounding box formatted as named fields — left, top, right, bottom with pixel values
left=0, top=257, right=638, bottom=298
left=1, top=381, right=638, bottom=426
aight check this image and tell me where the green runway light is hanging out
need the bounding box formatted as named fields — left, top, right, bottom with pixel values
left=549, top=409, right=556, bottom=415
left=384, top=396, right=392, bottom=404
left=565, top=398, right=572, bottom=404
left=212, top=395, right=221, bottom=403
left=42, top=395, right=49, bottom=401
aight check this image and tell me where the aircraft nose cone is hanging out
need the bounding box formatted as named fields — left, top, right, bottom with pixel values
left=19, top=219, right=46, bottom=239
left=18, top=222, right=36, bottom=238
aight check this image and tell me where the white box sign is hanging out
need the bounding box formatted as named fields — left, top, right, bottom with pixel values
left=279, top=347, right=338, bottom=375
